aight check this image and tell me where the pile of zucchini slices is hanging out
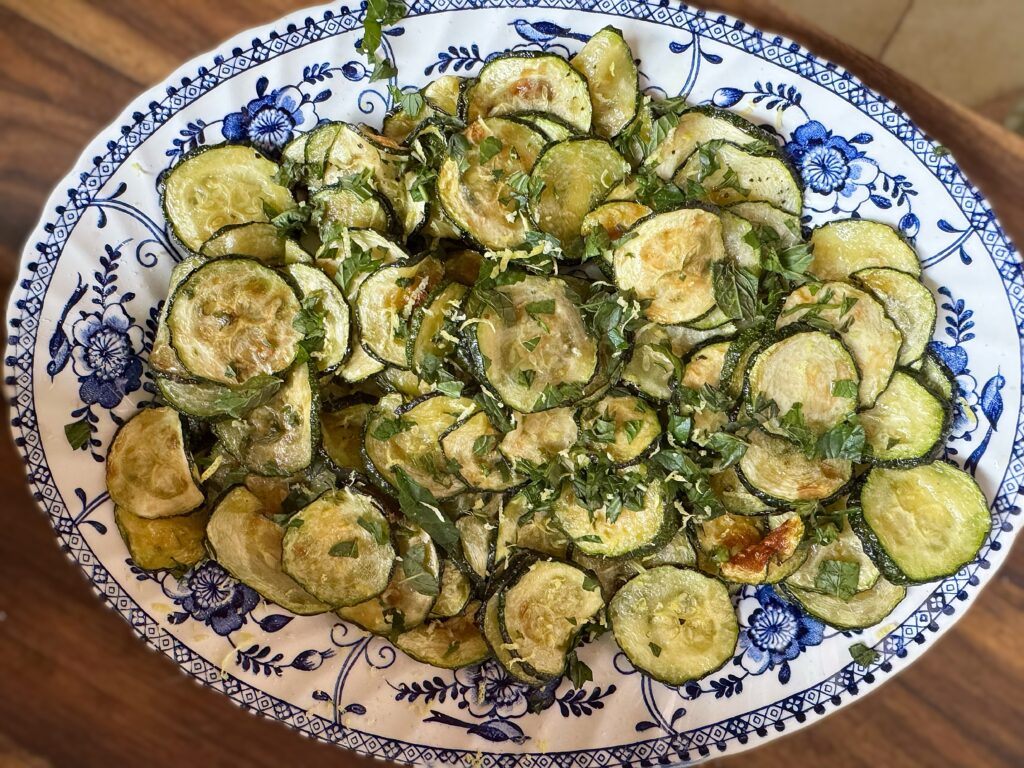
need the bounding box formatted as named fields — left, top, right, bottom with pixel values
left=107, top=27, right=990, bottom=687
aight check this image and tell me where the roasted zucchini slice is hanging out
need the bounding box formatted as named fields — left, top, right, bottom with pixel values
left=581, top=201, right=653, bottom=256
left=149, top=257, right=203, bottom=378
left=778, top=281, right=902, bottom=407
left=207, top=486, right=330, bottom=614
left=441, top=411, right=520, bottom=492
left=673, top=141, right=802, bottom=214
left=213, top=363, right=317, bottom=477
left=200, top=222, right=297, bottom=264
left=395, top=604, right=491, bottom=669
left=457, top=513, right=495, bottom=579
left=681, top=340, right=731, bottom=444
left=155, top=373, right=282, bottom=422
left=916, top=351, right=955, bottom=400
left=553, top=481, right=673, bottom=559
left=430, top=560, right=473, bottom=618
left=709, top=466, right=770, bottom=516
left=312, top=183, right=396, bottom=236
left=570, top=25, right=639, bottom=138
left=497, top=558, right=605, bottom=680
left=161, top=144, right=295, bottom=252
left=337, top=524, right=440, bottom=633
left=355, top=256, right=446, bottom=367
left=854, top=462, right=990, bottom=584
left=463, top=52, right=593, bottom=132
left=621, top=333, right=679, bottom=403
left=784, top=575, right=906, bottom=630
left=482, top=593, right=544, bottom=685
left=861, top=371, right=948, bottom=465
left=612, top=207, right=726, bottom=325
left=580, top=393, right=662, bottom=466
left=106, top=407, right=204, bottom=519
left=646, top=106, right=775, bottom=179
left=321, top=398, right=375, bottom=473
left=319, top=229, right=409, bottom=383
left=377, top=366, right=435, bottom=398
left=609, top=566, right=738, bottom=684
left=529, top=138, right=630, bottom=253
left=323, top=123, right=405, bottom=204
left=785, top=518, right=880, bottom=596
left=727, top=201, right=803, bottom=247
left=514, top=111, right=576, bottom=141
left=284, top=262, right=351, bottom=372
left=498, top=407, right=580, bottom=468
left=466, top=273, right=598, bottom=412
left=437, top=117, right=547, bottom=250
left=281, top=487, right=396, bottom=607
left=853, top=267, right=936, bottom=366
left=745, top=328, right=859, bottom=437
left=496, top=491, right=570, bottom=564
left=167, top=257, right=303, bottom=386
left=736, top=428, right=852, bottom=505
left=693, top=513, right=806, bottom=584
left=363, top=392, right=476, bottom=498
left=115, top=505, right=208, bottom=572
left=407, top=281, right=469, bottom=375
left=809, top=219, right=920, bottom=280
left=304, top=123, right=344, bottom=185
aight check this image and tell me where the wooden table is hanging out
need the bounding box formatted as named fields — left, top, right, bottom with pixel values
left=0, top=2, right=1021, bottom=766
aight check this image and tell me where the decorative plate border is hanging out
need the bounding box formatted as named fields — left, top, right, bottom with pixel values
left=4, top=1, right=1021, bottom=765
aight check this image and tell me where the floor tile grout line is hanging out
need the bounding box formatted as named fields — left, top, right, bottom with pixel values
left=879, top=0, right=915, bottom=60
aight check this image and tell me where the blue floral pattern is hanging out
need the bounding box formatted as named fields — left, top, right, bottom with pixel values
left=5, top=3, right=1020, bottom=766
left=223, top=81, right=318, bottom=154
left=736, top=587, right=824, bottom=684
left=168, top=561, right=261, bottom=636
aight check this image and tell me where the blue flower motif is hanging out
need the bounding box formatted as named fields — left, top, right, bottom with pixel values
left=172, top=561, right=260, bottom=636
left=737, top=586, right=823, bottom=683
left=929, top=340, right=979, bottom=439
left=71, top=303, right=143, bottom=409
left=455, top=660, right=531, bottom=719
left=222, top=83, right=316, bottom=154
left=784, top=121, right=879, bottom=213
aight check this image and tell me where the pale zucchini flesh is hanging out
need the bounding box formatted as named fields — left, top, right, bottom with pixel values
left=785, top=575, right=906, bottom=630
left=498, top=407, right=580, bottom=468
left=856, top=462, right=990, bottom=583
left=464, top=53, right=593, bottom=132
left=861, top=371, right=947, bottom=465
left=736, top=428, right=852, bottom=505
left=809, top=219, right=920, bottom=280
left=213, top=363, right=316, bottom=477
left=498, top=559, right=604, bottom=679
left=785, top=519, right=880, bottom=595
left=284, top=262, right=351, bottom=372
left=529, top=138, right=629, bottom=252
left=570, top=26, right=639, bottom=138
left=777, top=282, right=902, bottom=408
left=673, top=141, right=803, bottom=214
left=168, top=258, right=303, bottom=386
left=396, top=605, right=491, bottom=668
left=441, top=411, right=520, bottom=492
left=106, top=407, right=204, bottom=519
left=207, top=487, right=330, bottom=614
left=580, top=393, right=662, bottom=466
left=281, top=488, right=396, bottom=607
left=553, top=482, right=669, bottom=558
left=609, top=566, right=739, bottom=685
left=321, top=400, right=374, bottom=473
left=470, top=274, right=598, bottom=413
left=613, top=208, right=727, bottom=325
left=853, top=266, right=936, bottom=366
left=161, top=144, right=295, bottom=252
left=647, top=107, right=773, bottom=179
left=115, top=505, right=208, bottom=572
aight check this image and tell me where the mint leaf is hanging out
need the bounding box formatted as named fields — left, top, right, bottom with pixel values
left=64, top=419, right=92, bottom=451
left=477, top=136, right=503, bottom=164
left=392, top=467, right=462, bottom=557
left=815, top=559, right=861, bottom=600
left=831, top=379, right=859, bottom=399
left=329, top=540, right=359, bottom=558
left=649, top=642, right=662, bottom=657
left=357, top=513, right=390, bottom=545
left=371, top=415, right=413, bottom=441
left=400, top=541, right=440, bottom=596
left=849, top=642, right=879, bottom=667
left=388, top=85, right=425, bottom=118
left=706, top=432, right=748, bottom=469
left=816, top=418, right=865, bottom=460
left=522, top=336, right=541, bottom=352
left=566, top=651, right=593, bottom=689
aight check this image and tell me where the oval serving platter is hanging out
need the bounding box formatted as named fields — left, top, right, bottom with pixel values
left=4, top=1, right=1021, bottom=765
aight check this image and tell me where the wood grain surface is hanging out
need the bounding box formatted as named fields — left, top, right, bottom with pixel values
left=0, top=2, right=1021, bottom=767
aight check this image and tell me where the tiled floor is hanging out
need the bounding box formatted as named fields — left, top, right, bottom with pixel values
left=785, top=0, right=1024, bottom=128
